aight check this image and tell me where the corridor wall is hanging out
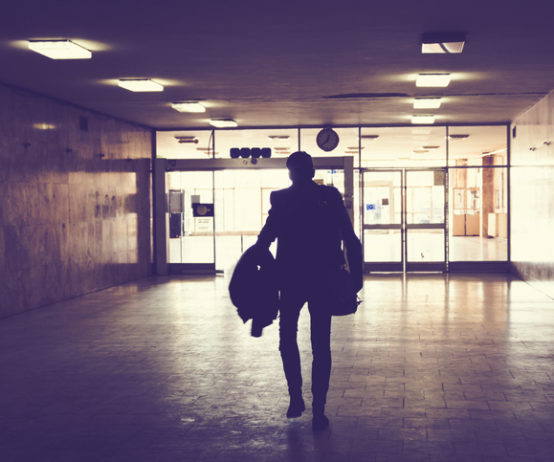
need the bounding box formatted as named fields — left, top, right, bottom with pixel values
left=0, top=84, right=153, bottom=317
left=511, top=89, right=554, bottom=298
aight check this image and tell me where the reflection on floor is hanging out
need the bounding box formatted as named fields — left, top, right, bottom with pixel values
left=449, top=236, right=508, bottom=261
left=1, top=274, right=553, bottom=461
left=365, top=233, right=507, bottom=263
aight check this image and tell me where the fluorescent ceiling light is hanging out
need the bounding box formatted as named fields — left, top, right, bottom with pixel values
left=118, top=79, right=164, bottom=92
left=413, top=98, right=442, bottom=109
left=28, top=40, right=91, bottom=59
left=268, top=135, right=290, bottom=139
left=361, top=134, right=379, bottom=140
left=209, top=119, right=237, bottom=128
left=449, top=134, right=470, bottom=139
left=171, top=102, right=206, bottom=113
left=416, top=73, right=451, bottom=87
left=422, top=145, right=440, bottom=149
left=421, top=33, right=465, bottom=54
left=411, top=115, right=436, bottom=124
left=33, top=122, right=56, bottom=130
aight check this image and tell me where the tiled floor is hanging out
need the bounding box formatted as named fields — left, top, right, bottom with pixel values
left=1, top=274, right=553, bottom=461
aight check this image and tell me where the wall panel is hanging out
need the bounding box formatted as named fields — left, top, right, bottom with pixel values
left=511, top=90, right=554, bottom=298
left=0, top=84, right=152, bottom=317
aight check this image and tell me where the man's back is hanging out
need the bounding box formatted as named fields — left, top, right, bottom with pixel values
left=258, top=180, right=359, bottom=282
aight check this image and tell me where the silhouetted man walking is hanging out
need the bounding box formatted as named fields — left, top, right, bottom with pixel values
left=255, top=151, right=362, bottom=431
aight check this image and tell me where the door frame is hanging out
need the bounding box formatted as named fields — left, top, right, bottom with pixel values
left=362, top=167, right=448, bottom=273
left=154, top=156, right=354, bottom=275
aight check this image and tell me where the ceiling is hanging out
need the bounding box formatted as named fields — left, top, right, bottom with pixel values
left=2, top=0, right=554, bottom=129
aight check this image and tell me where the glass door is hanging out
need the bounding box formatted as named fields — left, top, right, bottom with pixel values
left=405, top=169, right=446, bottom=271
left=362, top=170, right=403, bottom=271
left=154, top=157, right=353, bottom=276
left=165, top=171, right=215, bottom=274
left=362, top=168, right=446, bottom=272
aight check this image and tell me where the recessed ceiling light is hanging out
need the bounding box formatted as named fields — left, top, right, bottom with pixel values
left=416, top=73, right=451, bottom=87
left=421, top=32, right=466, bottom=54
left=361, top=134, right=379, bottom=140
left=413, top=98, right=442, bottom=109
left=209, top=119, right=238, bottom=128
left=449, top=134, right=470, bottom=139
left=171, top=102, right=206, bottom=113
left=28, top=40, right=92, bottom=59
left=118, top=79, right=164, bottom=92
left=411, top=115, right=436, bottom=124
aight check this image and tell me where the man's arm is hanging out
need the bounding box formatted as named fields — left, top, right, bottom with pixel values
left=256, top=191, right=279, bottom=249
left=331, top=188, right=363, bottom=291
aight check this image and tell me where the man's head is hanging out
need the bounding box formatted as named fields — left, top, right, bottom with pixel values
left=286, top=151, right=315, bottom=183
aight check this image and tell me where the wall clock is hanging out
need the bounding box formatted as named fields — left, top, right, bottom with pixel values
left=316, top=127, right=339, bottom=152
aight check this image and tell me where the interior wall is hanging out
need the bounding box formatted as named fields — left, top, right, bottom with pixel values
left=0, top=84, right=153, bottom=317
left=511, top=90, right=554, bottom=299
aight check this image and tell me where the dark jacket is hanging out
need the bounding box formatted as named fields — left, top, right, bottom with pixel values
left=228, top=245, right=279, bottom=337
left=257, top=181, right=362, bottom=290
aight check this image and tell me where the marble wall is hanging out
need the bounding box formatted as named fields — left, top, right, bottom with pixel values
left=511, top=90, right=554, bottom=299
left=0, top=84, right=153, bottom=317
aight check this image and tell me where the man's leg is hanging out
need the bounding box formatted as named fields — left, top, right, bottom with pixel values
left=279, top=290, right=306, bottom=417
left=308, top=300, right=332, bottom=429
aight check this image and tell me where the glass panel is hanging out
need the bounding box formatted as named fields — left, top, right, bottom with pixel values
left=448, top=126, right=507, bottom=167
left=448, top=166, right=508, bottom=261
left=214, top=169, right=288, bottom=273
left=406, top=170, right=445, bottom=224
left=364, top=229, right=402, bottom=262
left=166, top=171, right=214, bottom=263
left=362, top=171, right=402, bottom=225
left=407, top=229, right=445, bottom=262
left=299, top=127, right=358, bottom=165
left=157, top=130, right=214, bottom=159
left=360, top=127, right=446, bottom=168
left=214, top=128, right=298, bottom=159
left=314, top=168, right=345, bottom=195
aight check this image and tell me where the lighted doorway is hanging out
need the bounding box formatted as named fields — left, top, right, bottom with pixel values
left=362, top=168, right=446, bottom=271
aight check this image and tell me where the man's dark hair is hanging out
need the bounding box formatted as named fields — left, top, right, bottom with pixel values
left=286, top=151, right=314, bottom=181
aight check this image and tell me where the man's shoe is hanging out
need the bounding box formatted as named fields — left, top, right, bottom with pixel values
left=312, top=414, right=329, bottom=431
left=286, top=396, right=305, bottom=418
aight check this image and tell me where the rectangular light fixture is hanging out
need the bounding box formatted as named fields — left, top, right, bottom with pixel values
left=33, top=122, right=57, bottom=130
left=171, top=102, right=206, bottom=113
left=413, top=97, right=442, bottom=109
left=209, top=119, right=237, bottom=128
left=118, top=79, right=164, bottom=92
left=421, top=33, right=466, bottom=54
left=416, top=73, right=451, bottom=87
left=28, top=40, right=92, bottom=59
left=411, top=115, right=436, bottom=124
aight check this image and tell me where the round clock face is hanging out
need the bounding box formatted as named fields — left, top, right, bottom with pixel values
left=316, top=128, right=339, bottom=152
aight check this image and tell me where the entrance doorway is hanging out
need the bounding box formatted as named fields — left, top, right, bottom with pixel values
left=154, top=157, right=354, bottom=275
left=362, top=168, right=446, bottom=272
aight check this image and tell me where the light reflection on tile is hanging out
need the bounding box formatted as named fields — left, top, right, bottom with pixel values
left=0, top=274, right=552, bottom=461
